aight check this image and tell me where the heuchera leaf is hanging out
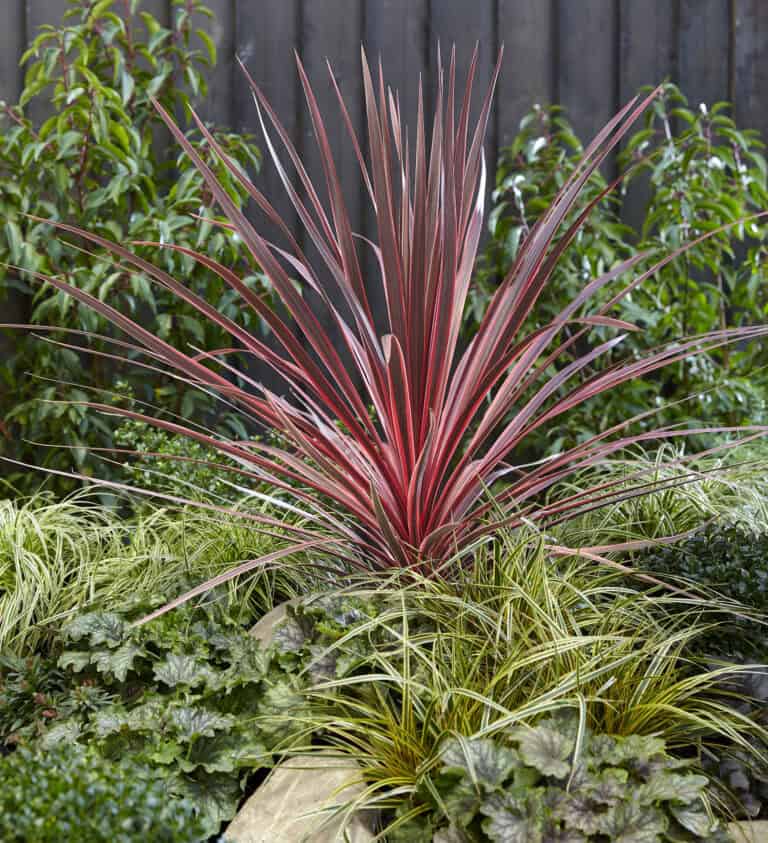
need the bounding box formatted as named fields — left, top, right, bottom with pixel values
left=511, top=724, right=574, bottom=779
left=90, top=641, right=144, bottom=681
left=440, top=778, right=484, bottom=828
left=602, top=801, right=667, bottom=843
left=153, top=653, right=213, bottom=688
left=480, top=791, right=544, bottom=843
left=555, top=792, right=612, bottom=836
left=93, top=708, right=130, bottom=738
left=637, top=772, right=709, bottom=806
left=40, top=719, right=83, bottom=749
left=191, top=732, right=268, bottom=774
left=169, top=705, right=235, bottom=741
left=669, top=804, right=719, bottom=838
left=440, top=737, right=520, bottom=789
left=62, top=612, right=126, bottom=647
left=58, top=650, right=94, bottom=673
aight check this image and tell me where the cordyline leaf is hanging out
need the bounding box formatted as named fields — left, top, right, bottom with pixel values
left=13, top=47, right=768, bottom=618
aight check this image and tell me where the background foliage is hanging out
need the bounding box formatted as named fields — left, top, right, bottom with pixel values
left=477, top=85, right=768, bottom=455
left=0, top=0, right=263, bottom=495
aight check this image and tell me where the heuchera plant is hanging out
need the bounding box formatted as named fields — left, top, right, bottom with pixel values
left=7, top=49, right=768, bottom=617
left=389, top=720, right=728, bottom=842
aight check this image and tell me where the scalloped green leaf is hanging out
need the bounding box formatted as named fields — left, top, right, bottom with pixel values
left=440, top=737, right=520, bottom=789
left=91, top=641, right=144, bottom=681
left=480, top=792, right=543, bottom=843
left=93, top=708, right=130, bottom=737
left=62, top=612, right=126, bottom=647
left=511, top=725, right=574, bottom=779
left=669, top=805, right=720, bottom=838
left=153, top=653, right=212, bottom=688
left=40, top=719, right=82, bottom=750
left=58, top=650, right=93, bottom=673
left=555, top=793, right=612, bottom=836
left=602, top=801, right=667, bottom=843
left=170, top=706, right=235, bottom=741
left=638, top=772, right=709, bottom=806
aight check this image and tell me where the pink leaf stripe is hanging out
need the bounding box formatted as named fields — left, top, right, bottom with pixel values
left=11, top=49, right=768, bottom=619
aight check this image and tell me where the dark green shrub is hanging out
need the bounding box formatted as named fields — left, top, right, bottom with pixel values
left=477, top=86, right=768, bottom=455
left=638, top=522, right=768, bottom=659
left=0, top=0, right=263, bottom=495
left=0, top=745, right=206, bottom=842
left=637, top=522, right=768, bottom=818
left=389, top=718, right=728, bottom=841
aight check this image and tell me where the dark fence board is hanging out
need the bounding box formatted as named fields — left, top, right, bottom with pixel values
left=362, top=0, right=429, bottom=329
left=197, top=0, right=234, bottom=128
left=557, top=0, right=619, bottom=155
left=497, top=0, right=555, bottom=148
left=1, top=0, right=25, bottom=105
left=428, top=0, right=498, bottom=160
left=1, top=1, right=28, bottom=342
left=618, top=0, right=678, bottom=232
left=300, top=0, right=365, bottom=365
left=733, top=0, right=768, bottom=142
left=619, top=0, right=677, bottom=102
left=678, top=0, right=731, bottom=109
left=25, top=0, right=70, bottom=124
left=364, top=0, right=429, bottom=141
left=234, top=0, right=300, bottom=237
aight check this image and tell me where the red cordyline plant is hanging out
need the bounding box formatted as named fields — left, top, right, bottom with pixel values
left=6, top=47, right=768, bottom=618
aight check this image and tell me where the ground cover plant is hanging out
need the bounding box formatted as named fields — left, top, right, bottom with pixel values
left=11, top=47, right=768, bottom=625
left=0, top=745, right=206, bottom=842
left=476, top=90, right=768, bottom=454
left=393, top=725, right=727, bottom=841
left=236, top=534, right=767, bottom=838
left=0, top=586, right=315, bottom=837
left=3, top=530, right=764, bottom=840
left=0, top=0, right=263, bottom=494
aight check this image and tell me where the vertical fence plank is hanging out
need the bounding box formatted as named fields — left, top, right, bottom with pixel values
left=497, top=0, right=555, bottom=149
left=196, top=0, right=234, bottom=128
left=299, top=0, right=364, bottom=368
left=619, top=0, right=677, bottom=101
left=618, top=0, right=678, bottom=232
left=0, top=0, right=25, bottom=106
left=234, top=0, right=300, bottom=235
left=25, top=0, right=70, bottom=124
left=231, top=0, right=301, bottom=392
left=557, top=0, right=618, bottom=155
left=428, top=0, right=497, bottom=157
left=364, top=0, right=429, bottom=138
left=733, top=0, right=768, bottom=140
left=678, top=0, right=731, bottom=108
left=1, top=0, right=28, bottom=349
left=300, top=0, right=365, bottom=231
left=363, top=0, right=429, bottom=329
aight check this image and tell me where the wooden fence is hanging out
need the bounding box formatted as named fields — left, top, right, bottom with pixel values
left=2, top=0, right=768, bottom=329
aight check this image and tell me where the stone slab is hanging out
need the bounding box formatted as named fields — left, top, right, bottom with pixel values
left=730, top=821, right=768, bottom=842
left=224, top=755, right=373, bottom=843
left=248, top=600, right=298, bottom=648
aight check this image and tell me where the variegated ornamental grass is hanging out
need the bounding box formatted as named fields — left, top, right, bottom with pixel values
left=7, top=48, right=768, bottom=620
